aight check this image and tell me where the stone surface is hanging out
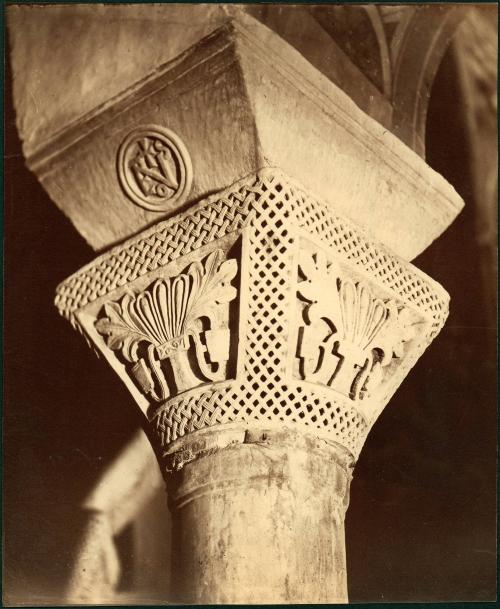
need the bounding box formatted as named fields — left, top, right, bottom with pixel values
left=4, top=4, right=494, bottom=604
left=53, top=167, right=454, bottom=602
left=65, top=431, right=163, bottom=603
left=452, top=7, right=497, bottom=325
left=244, top=4, right=393, bottom=129
left=55, top=168, right=450, bottom=463
left=7, top=4, right=393, bottom=158
left=8, top=4, right=467, bottom=162
left=7, top=6, right=471, bottom=604
left=390, top=5, right=468, bottom=156
left=7, top=4, right=230, bottom=155
left=10, top=11, right=463, bottom=258
left=166, top=424, right=353, bottom=604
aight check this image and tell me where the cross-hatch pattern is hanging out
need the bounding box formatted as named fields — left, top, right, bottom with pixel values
left=56, top=169, right=449, bottom=461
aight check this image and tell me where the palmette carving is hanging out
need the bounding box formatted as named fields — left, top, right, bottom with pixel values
left=57, top=170, right=449, bottom=459
left=296, top=251, right=423, bottom=401
left=95, top=250, right=238, bottom=401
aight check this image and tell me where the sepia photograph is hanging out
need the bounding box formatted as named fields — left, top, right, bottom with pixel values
left=3, top=2, right=498, bottom=605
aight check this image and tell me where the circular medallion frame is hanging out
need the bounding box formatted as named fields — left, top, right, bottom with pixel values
left=117, top=125, right=193, bottom=212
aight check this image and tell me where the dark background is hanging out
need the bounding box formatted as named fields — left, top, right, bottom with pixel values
left=4, top=39, right=497, bottom=605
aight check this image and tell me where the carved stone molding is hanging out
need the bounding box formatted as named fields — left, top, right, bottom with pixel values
left=56, top=168, right=449, bottom=470
left=12, top=12, right=463, bottom=258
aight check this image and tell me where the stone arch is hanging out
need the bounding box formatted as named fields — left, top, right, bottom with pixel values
left=391, top=5, right=468, bottom=157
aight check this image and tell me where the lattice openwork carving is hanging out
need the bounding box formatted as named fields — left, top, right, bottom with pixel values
left=56, top=169, right=448, bottom=460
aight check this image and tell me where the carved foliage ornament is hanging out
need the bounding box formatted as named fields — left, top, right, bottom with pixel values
left=296, top=251, right=422, bottom=400
left=56, top=171, right=449, bottom=456
left=95, top=250, right=238, bottom=402
left=117, top=125, right=193, bottom=211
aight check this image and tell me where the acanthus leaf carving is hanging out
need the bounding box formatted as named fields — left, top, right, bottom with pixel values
left=296, top=250, right=423, bottom=401
left=57, top=171, right=450, bottom=457
left=95, top=299, right=149, bottom=363
left=95, top=249, right=238, bottom=402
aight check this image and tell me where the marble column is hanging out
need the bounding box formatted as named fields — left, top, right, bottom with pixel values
left=54, top=160, right=458, bottom=601
left=10, top=8, right=464, bottom=603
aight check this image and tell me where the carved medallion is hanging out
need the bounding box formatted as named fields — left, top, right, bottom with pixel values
left=117, top=125, right=193, bottom=211
left=95, top=249, right=238, bottom=402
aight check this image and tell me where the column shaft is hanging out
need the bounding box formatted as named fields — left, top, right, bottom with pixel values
left=166, top=426, right=352, bottom=603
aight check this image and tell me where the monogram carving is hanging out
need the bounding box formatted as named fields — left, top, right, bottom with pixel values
left=95, top=250, right=237, bottom=401
left=295, top=250, right=422, bottom=400
left=117, top=125, right=193, bottom=211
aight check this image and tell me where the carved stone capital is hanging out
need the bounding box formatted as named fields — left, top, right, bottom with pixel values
left=9, top=6, right=467, bottom=603
left=56, top=168, right=449, bottom=468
